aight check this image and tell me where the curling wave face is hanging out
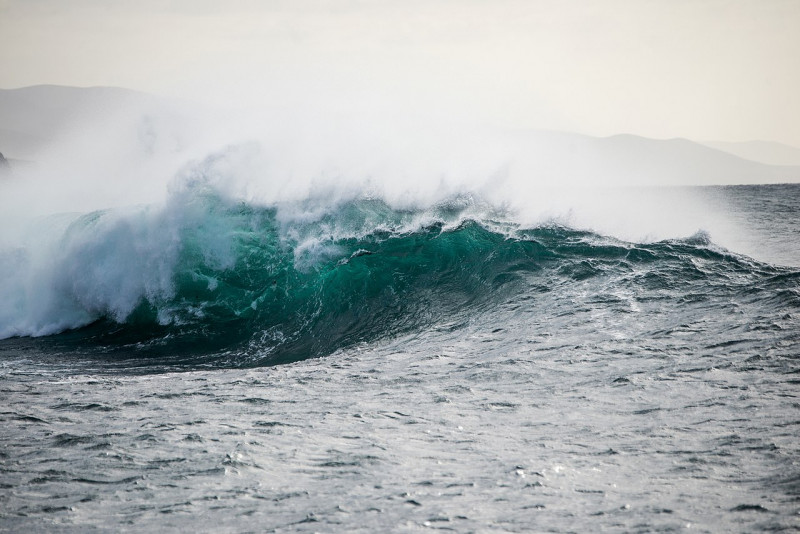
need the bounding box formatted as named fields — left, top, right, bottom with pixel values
left=1, top=172, right=798, bottom=370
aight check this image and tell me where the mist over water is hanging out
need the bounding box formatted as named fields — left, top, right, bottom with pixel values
left=1, top=94, right=782, bottom=253
left=1, top=94, right=797, bottom=353
left=0, top=101, right=781, bottom=342
left=1, top=91, right=799, bottom=532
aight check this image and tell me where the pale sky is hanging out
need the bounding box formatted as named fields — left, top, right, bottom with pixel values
left=1, top=0, right=799, bottom=145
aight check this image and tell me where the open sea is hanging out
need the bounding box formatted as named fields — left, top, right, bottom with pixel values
left=1, top=181, right=798, bottom=532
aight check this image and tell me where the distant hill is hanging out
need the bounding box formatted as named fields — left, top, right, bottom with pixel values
left=505, top=130, right=800, bottom=186
left=1, top=85, right=799, bottom=185
left=701, top=140, right=800, bottom=167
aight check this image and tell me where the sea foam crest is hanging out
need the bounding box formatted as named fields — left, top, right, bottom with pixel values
left=0, top=157, right=243, bottom=339
left=0, top=208, right=174, bottom=338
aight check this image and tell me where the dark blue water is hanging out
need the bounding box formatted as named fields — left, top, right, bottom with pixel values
left=1, top=183, right=798, bottom=532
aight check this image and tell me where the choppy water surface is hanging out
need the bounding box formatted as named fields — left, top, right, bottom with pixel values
left=1, top=184, right=799, bottom=532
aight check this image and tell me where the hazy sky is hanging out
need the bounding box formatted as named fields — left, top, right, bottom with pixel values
left=1, top=0, right=799, bottom=145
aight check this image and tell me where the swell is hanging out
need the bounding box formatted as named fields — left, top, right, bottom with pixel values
left=1, top=186, right=798, bottom=369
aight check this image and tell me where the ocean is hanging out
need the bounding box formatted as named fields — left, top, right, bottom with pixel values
left=0, top=180, right=798, bottom=532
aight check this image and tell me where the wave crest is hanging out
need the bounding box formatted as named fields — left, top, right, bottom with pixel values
left=1, top=178, right=794, bottom=368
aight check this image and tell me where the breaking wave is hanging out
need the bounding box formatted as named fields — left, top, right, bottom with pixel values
left=1, top=155, right=798, bottom=369
left=0, top=182, right=534, bottom=359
